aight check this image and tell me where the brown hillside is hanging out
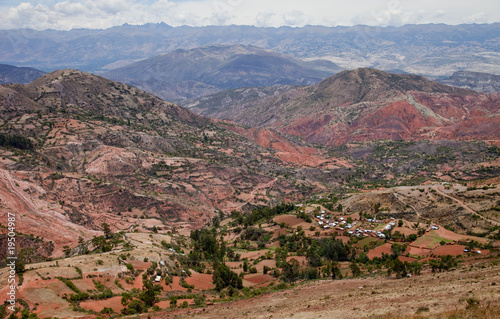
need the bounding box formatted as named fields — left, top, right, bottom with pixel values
left=191, top=68, right=500, bottom=146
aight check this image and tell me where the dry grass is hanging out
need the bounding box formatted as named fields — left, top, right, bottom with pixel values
left=366, top=305, right=500, bottom=319
left=157, top=261, right=500, bottom=319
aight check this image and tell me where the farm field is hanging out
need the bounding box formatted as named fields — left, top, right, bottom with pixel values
left=0, top=186, right=498, bottom=318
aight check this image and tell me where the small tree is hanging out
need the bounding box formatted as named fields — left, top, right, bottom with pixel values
left=212, top=261, right=242, bottom=291
left=122, top=299, right=145, bottom=315
left=102, top=222, right=112, bottom=239
left=170, top=298, right=177, bottom=308
left=350, top=261, right=361, bottom=277
left=275, top=247, right=288, bottom=268
left=389, top=259, right=407, bottom=279
left=281, top=259, right=300, bottom=283
left=63, top=246, right=71, bottom=257
left=330, top=262, right=342, bottom=279
left=307, top=241, right=322, bottom=268
left=140, top=279, right=158, bottom=307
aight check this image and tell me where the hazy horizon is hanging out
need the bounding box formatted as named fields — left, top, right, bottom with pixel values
left=1, top=0, right=499, bottom=31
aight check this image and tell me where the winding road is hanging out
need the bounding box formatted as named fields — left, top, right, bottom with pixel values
left=433, top=185, right=500, bottom=226
left=234, top=177, right=278, bottom=211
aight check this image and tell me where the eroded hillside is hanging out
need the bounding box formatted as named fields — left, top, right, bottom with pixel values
left=188, top=68, right=500, bottom=146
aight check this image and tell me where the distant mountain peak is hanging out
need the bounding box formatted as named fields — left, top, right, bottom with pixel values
left=104, top=45, right=342, bottom=103
left=317, top=68, right=474, bottom=101
left=438, top=71, right=500, bottom=93
left=0, top=64, right=45, bottom=85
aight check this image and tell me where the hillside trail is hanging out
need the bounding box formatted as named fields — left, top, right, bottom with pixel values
left=434, top=185, right=500, bottom=226
left=393, top=190, right=422, bottom=218
left=223, top=177, right=277, bottom=242
left=234, top=177, right=278, bottom=212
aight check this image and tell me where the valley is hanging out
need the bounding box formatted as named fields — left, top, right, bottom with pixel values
left=0, top=62, right=499, bottom=318
left=0, top=188, right=498, bottom=318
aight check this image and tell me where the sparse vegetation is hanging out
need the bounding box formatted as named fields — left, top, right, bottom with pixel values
left=0, top=64, right=499, bottom=319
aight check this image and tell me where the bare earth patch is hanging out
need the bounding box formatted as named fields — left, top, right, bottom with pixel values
left=80, top=296, right=124, bottom=313
left=432, top=244, right=467, bottom=256
left=184, top=271, right=214, bottom=290
left=158, top=263, right=500, bottom=319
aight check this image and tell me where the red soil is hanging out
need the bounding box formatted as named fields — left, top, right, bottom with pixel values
left=286, top=256, right=307, bottom=266
left=184, top=271, right=214, bottom=290
left=80, top=296, right=124, bottom=313
left=407, top=245, right=432, bottom=257
left=226, top=127, right=338, bottom=167
left=156, top=300, right=171, bottom=310
left=0, top=168, right=102, bottom=257
left=398, top=256, right=417, bottom=263
left=120, top=274, right=144, bottom=291
left=169, top=276, right=189, bottom=292
left=245, top=274, right=274, bottom=285
left=240, top=250, right=268, bottom=261
left=433, top=227, right=489, bottom=244
left=393, top=227, right=418, bottom=236
left=273, top=215, right=304, bottom=227
left=367, top=243, right=393, bottom=259
left=128, top=260, right=151, bottom=270
left=432, top=244, right=467, bottom=256
left=255, top=259, right=276, bottom=272
left=273, top=228, right=288, bottom=239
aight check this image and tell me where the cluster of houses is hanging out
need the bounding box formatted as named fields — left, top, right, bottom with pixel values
left=311, top=210, right=400, bottom=239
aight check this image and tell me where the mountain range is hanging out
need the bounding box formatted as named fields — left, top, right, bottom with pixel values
left=438, top=71, right=500, bottom=93
left=103, top=45, right=341, bottom=103
left=1, top=23, right=499, bottom=77
left=1, top=17, right=500, bottom=319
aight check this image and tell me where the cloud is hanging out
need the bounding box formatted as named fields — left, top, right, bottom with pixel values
left=54, top=2, right=87, bottom=15
left=0, top=0, right=499, bottom=30
left=463, top=12, right=488, bottom=24
left=282, top=10, right=310, bottom=27
left=255, top=11, right=275, bottom=27
left=95, top=0, right=130, bottom=14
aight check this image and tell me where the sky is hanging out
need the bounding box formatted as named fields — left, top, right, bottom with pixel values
left=0, top=0, right=498, bottom=30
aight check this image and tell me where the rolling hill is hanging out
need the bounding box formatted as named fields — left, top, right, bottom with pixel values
left=1, top=68, right=499, bottom=263
left=103, top=45, right=341, bottom=102
left=0, top=63, right=45, bottom=84
left=0, top=69, right=499, bottom=319
left=0, top=69, right=333, bottom=257
left=187, top=68, right=500, bottom=146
